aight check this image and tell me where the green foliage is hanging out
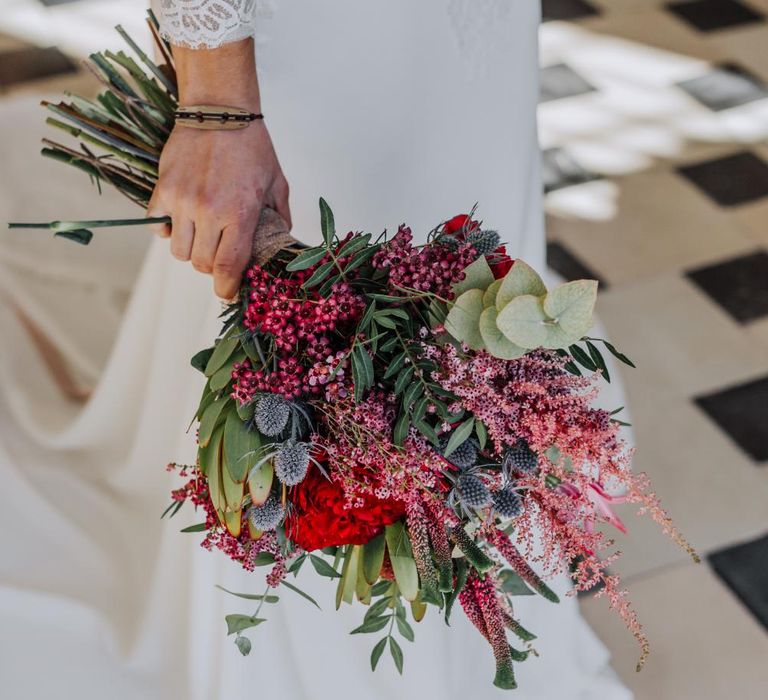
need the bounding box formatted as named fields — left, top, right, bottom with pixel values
left=385, top=523, right=419, bottom=601
left=225, top=614, right=266, bottom=636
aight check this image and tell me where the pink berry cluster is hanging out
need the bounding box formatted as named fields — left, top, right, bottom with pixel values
left=243, top=263, right=365, bottom=352
left=371, top=225, right=477, bottom=298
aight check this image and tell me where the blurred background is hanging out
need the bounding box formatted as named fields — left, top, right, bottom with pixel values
left=1, top=1, right=767, bottom=697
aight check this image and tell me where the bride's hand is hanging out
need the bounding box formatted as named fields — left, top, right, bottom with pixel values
left=147, top=38, right=290, bottom=300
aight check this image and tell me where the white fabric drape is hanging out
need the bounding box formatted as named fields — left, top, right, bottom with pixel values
left=0, top=2, right=631, bottom=697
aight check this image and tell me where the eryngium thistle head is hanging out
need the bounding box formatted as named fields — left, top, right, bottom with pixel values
left=254, top=393, right=291, bottom=437
left=503, top=440, right=539, bottom=476
left=274, top=439, right=310, bottom=485
left=493, top=487, right=523, bottom=519
left=457, top=473, right=491, bottom=509
left=248, top=495, right=285, bottom=530
left=466, top=229, right=501, bottom=256
left=441, top=436, right=479, bottom=469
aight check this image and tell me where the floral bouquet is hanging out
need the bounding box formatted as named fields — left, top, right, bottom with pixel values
left=10, top=16, right=698, bottom=691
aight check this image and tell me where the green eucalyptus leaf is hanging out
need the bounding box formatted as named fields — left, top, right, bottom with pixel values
left=482, top=279, right=502, bottom=308
left=452, top=255, right=495, bottom=297
left=543, top=280, right=597, bottom=338
left=444, top=288, right=485, bottom=350
left=479, top=307, right=527, bottom=360
left=225, top=614, right=265, bottom=635
left=235, top=635, right=252, bottom=656
left=496, top=295, right=571, bottom=350
left=496, top=259, right=547, bottom=310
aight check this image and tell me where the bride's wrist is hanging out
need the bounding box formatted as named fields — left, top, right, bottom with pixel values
left=173, top=37, right=261, bottom=112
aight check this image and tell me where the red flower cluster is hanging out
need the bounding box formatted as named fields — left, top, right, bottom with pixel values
left=443, top=213, right=514, bottom=279
left=243, top=264, right=365, bottom=352
left=286, top=466, right=406, bottom=551
left=371, top=225, right=476, bottom=298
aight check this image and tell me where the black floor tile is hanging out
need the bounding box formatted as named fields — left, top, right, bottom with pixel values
left=677, top=151, right=768, bottom=207
left=678, top=63, right=768, bottom=111
left=687, top=250, right=768, bottom=323
left=542, top=148, right=602, bottom=193
left=665, top=0, right=765, bottom=32
left=0, top=46, right=78, bottom=88
left=695, top=374, right=768, bottom=461
left=547, top=241, right=609, bottom=290
left=709, top=533, right=768, bottom=630
left=542, top=0, right=600, bottom=22
left=540, top=63, right=596, bottom=103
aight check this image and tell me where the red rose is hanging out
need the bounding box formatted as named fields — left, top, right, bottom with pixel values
left=443, top=214, right=480, bottom=236
left=286, top=468, right=406, bottom=551
left=489, top=245, right=514, bottom=279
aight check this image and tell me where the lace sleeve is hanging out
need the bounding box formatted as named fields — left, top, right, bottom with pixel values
left=151, top=0, right=260, bottom=50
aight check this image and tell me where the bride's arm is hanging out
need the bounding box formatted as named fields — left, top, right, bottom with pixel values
left=147, top=4, right=290, bottom=300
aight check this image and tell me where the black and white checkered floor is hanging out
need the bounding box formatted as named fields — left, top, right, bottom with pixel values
left=1, top=1, right=768, bottom=697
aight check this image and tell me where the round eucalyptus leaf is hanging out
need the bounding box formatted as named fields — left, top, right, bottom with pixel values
left=496, top=260, right=547, bottom=311
left=479, top=307, right=527, bottom=360
left=452, top=255, right=495, bottom=297
left=543, top=280, right=598, bottom=338
left=444, top=288, right=486, bottom=350
left=496, top=295, right=550, bottom=349
left=482, top=279, right=503, bottom=308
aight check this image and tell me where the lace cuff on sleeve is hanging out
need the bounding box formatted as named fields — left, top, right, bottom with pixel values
left=152, top=0, right=259, bottom=50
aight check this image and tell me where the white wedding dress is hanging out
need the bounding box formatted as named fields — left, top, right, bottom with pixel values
left=0, top=2, right=631, bottom=698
